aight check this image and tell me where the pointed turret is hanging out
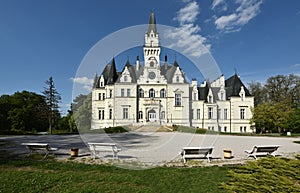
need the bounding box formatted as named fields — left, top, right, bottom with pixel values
left=107, top=57, right=118, bottom=85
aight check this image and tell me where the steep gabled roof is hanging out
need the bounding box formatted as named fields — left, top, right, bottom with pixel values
left=198, top=83, right=209, bottom=102
left=225, top=74, right=251, bottom=98
left=93, top=73, right=99, bottom=88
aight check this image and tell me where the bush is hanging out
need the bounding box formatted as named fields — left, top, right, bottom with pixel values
left=104, top=126, right=128, bottom=133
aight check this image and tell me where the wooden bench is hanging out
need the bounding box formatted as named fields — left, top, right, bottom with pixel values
left=88, top=143, right=121, bottom=159
left=180, top=147, right=214, bottom=163
left=21, top=143, right=58, bottom=159
left=244, top=145, right=280, bottom=160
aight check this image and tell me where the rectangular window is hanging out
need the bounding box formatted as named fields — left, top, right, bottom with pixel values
left=240, top=109, right=245, bottom=119
left=102, top=93, right=105, bottom=100
left=194, top=92, right=197, bottom=101
left=98, top=93, right=101, bottom=100
left=197, top=109, right=201, bottom=120
left=121, top=89, right=125, bottom=97
left=123, top=108, right=128, bottom=119
left=175, top=94, right=181, bottom=106
left=98, top=110, right=102, bottom=120
left=102, top=110, right=104, bottom=120
left=218, top=109, right=221, bottom=119
left=240, top=126, right=243, bottom=132
left=208, top=107, right=213, bottom=119
left=224, top=109, right=228, bottom=120
left=109, top=89, right=113, bottom=98
left=109, top=109, right=112, bottom=119
left=244, top=126, right=247, bottom=132
left=127, top=89, right=130, bottom=97
left=191, top=109, right=194, bottom=119
left=224, top=126, right=227, bottom=132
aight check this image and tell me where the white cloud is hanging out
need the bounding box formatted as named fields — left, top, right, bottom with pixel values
left=212, top=0, right=226, bottom=10
left=175, top=1, right=199, bottom=24
left=165, top=1, right=211, bottom=57
left=215, top=0, right=263, bottom=32
left=292, top=63, right=300, bottom=68
left=70, top=76, right=93, bottom=91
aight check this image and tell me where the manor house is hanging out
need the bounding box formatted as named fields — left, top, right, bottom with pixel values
left=91, top=12, right=254, bottom=133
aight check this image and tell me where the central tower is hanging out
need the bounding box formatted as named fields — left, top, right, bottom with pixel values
left=143, top=11, right=161, bottom=69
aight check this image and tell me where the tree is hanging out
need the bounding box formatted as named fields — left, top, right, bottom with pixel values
left=73, top=93, right=91, bottom=132
left=264, top=74, right=300, bottom=106
left=42, top=76, right=61, bottom=134
left=6, top=91, right=48, bottom=133
left=248, top=81, right=267, bottom=106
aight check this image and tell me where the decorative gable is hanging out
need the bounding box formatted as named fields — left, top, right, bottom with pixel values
left=172, top=67, right=185, bottom=83
left=120, top=66, right=132, bottom=83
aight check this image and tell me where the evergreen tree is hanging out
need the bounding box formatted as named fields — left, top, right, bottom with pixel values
left=42, top=76, right=61, bottom=134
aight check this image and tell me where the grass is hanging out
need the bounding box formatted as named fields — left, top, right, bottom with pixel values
left=220, top=156, right=300, bottom=192
left=0, top=159, right=229, bottom=193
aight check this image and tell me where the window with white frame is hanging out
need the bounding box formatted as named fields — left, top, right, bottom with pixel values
left=124, top=75, right=128, bottom=82
left=224, top=108, right=228, bottom=120
left=121, top=89, right=125, bottom=97
left=98, top=110, right=102, bottom=120
left=138, top=111, right=143, bottom=119
left=109, top=109, right=112, bottom=119
left=149, top=88, right=155, bottom=98
left=197, top=109, right=201, bottom=119
left=98, top=93, right=101, bottom=100
left=161, top=111, right=165, bottom=119
left=102, top=110, right=104, bottom=120
left=139, top=88, right=144, bottom=98
left=240, top=109, right=245, bottom=119
left=160, top=89, right=166, bottom=98
left=208, top=107, right=213, bottom=119
left=102, top=93, right=105, bottom=100
left=176, top=76, right=179, bottom=83
left=109, top=89, right=113, bottom=98
left=127, top=89, right=130, bottom=97
left=175, top=93, right=181, bottom=106
left=123, top=108, right=128, bottom=119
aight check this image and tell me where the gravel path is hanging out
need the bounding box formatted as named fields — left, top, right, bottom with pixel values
left=1, top=133, right=299, bottom=168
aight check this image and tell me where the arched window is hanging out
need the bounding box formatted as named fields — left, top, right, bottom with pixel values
left=138, top=111, right=143, bottom=119
left=149, top=88, right=155, bottom=98
left=160, top=89, right=166, bottom=98
left=161, top=111, right=165, bottom=119
left=138, top=88, right=144, bottom=98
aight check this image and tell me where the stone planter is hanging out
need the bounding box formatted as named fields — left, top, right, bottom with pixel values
left=71, top=148, right=79, bottom=157
left=223, top=149, right=232, bottom=159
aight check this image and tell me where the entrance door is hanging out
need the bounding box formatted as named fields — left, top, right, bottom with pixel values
left=148, top=110, right=156, bottom=122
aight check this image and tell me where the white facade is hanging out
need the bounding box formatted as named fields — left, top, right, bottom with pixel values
left=91, top=12, right=254, bottom=133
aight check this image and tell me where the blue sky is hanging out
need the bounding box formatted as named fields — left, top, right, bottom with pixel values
left=0, top=0, right=299, bottom=115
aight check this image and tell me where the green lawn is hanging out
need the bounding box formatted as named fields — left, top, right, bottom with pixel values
left=0, top=159, right=229, bottom=193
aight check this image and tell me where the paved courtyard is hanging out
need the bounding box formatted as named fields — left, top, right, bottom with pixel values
left=1, top=132, right=299, bottom=168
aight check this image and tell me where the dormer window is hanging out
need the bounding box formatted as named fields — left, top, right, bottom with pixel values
left=176, top=76, right=179, bottom=83
left=124, top=75, right=128, bottom=82
left=208, top=95, right=213, bottom=103
left=150, top=61, right=154, bottom=67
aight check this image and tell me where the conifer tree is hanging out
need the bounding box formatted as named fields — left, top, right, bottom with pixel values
left=42, top=76, right=61, bottom=134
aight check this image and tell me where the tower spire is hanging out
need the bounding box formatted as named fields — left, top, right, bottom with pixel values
left=147, top=11, right=157, bottom=35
